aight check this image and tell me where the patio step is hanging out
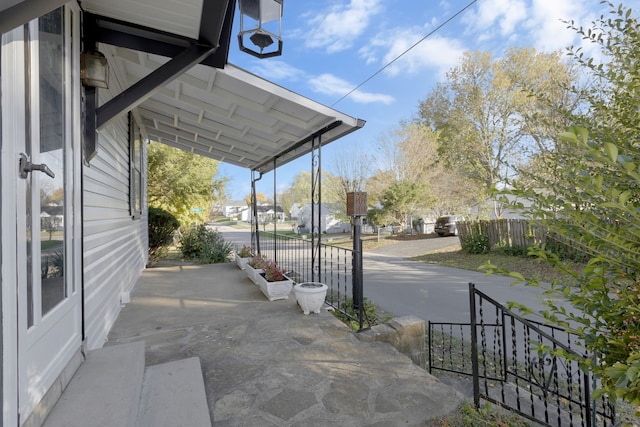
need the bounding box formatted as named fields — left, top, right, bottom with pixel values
left=137, top=357, right=211, bottom=427
left=42, top=341, right=145, bottom=427
left=42, top=342, right=211, bottom=427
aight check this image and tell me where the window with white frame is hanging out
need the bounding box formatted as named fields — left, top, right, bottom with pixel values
left=129, top=113, right=143, bottom=218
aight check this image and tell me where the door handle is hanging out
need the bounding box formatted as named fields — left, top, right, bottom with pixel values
left=19, top=153, right=55, bottom=179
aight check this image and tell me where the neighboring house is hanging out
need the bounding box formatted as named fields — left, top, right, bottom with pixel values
left=297, top=203, right=345, bottom=233
left=289, top=203, right=302, bottom=220
left=255, top=204, right=285, bottom=224
left=223, top=200, right=249, bottom=220
left=40, top=205, right=64, bottom=231
left=0, top=2, right=363, bottom=425
left=469, top=194, right=533, bottom=220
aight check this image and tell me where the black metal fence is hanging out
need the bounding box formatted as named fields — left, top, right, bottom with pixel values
left=257, top=231, right=367, bottom=329
left=428, top=283, right=616, bottom=427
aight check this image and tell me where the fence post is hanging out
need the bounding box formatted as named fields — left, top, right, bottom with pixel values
left=469, top=282, right=480, bottom=408
left=353, top=216, right=364, bottom=330
left=585, top=371, right=593, bottom=427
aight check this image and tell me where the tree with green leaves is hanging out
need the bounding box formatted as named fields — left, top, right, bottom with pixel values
left=487, top=1, right=640, bottom=407
left=148, top=142, right=227, bottom=226
left=277, top=170, right=344, bottom=216
left=379, top=180, right=433, bottom=228
left=395, top=122, right=481, bottom=217
left=418, top=47, right=577, bottom=194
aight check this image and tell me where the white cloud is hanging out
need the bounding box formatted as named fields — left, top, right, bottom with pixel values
left=308, top=73, right=395, bottom=104
left=524, top=0, right=596, bottom=53
left=462, top=0, right=527, bottom=42
left=358, top=25, right=465, bottom=78
left=462, top=0, right=602, bottom=55
left=248, top=60, right=304, bottom=82
left=380, top=32, right=465, bottom=77
left=298, top=0, right=384, bottom=53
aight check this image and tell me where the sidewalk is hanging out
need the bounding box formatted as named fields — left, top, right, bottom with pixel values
left=107, top=261, right=465, bottom=426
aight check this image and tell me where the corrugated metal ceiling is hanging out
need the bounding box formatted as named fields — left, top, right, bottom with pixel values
left=81, top=0, right=204, bottom=39
left=106, top=45, right=364, bottom=173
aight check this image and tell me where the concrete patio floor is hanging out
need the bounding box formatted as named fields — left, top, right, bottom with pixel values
left=106, top=260, right=465, bottom=426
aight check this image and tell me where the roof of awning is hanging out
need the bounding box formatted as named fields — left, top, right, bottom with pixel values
left=106, top=46, right=365, bottom=174
left=0, top=1, right=365, bottom=173
left=81, top=0, right=365, bottom=174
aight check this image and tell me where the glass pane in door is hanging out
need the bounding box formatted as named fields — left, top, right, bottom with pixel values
left=38, top=8, right=66, bottom=316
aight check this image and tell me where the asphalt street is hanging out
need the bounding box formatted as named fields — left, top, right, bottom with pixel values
left=217, top=226, right=550, bottom=325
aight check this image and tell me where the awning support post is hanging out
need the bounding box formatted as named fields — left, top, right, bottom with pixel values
left=251, top=170, right=262, bottom=253
left=311, top=133, right=321, bottom=282
left=273, top=158, right=277, bottom=263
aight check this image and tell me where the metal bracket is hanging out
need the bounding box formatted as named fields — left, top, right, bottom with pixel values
left=19, top=153, right=55, bottom=179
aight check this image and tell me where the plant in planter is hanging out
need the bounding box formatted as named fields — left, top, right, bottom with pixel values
left=246, top=253, right=268, bottom=284
left=248, top=253, right=268, bottom=269
left=263, top=261, right=286, bottom=282
left=255, top=260, right=294, bottom=301
left=238, top=245, right=252, bottom=258
left=235, top=245, right=253, bottom=270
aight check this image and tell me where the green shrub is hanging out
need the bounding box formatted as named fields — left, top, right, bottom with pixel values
left=461, top=234, right=489, bottom=254
left=492, top=244, right=527, bottom=257
left=148, top=207, right=180, bottom=266
left=331, top=297, right=392, bottom=331
left=179, top=224, right=234, bottom=263
left=544, top=234, right=590, bottom=263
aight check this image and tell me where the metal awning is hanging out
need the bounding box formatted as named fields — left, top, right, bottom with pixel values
left=82, top=0, right=365, bottom=174
left=1, top=0, right=365, bottom=173
left=106, top=46, right=365, bottom=173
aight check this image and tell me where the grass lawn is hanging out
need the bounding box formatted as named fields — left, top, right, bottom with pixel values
left=411, top=248, right=578, bottom=284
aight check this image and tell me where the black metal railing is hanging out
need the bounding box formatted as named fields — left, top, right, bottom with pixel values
left=257, top=231, right=367, bottom=329
left=428, top=283, right=616, bottom=427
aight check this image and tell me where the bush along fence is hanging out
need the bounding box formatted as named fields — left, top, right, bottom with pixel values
left=456, top=219, right=589, bottom=261
left=428, top=283, right=616, bottom=427
left=456, top=219, right=546, bottom=252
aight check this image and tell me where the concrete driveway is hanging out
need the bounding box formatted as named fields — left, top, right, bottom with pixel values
left=362, top=236, right=549, bottom=324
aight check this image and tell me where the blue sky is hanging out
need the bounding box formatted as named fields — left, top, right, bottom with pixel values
left=220, top=0, right=610, bottom=201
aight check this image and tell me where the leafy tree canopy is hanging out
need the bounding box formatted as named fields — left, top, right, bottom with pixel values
left=488, top=1, right=640, bottom=406
left=418, top=47, right=576, bottom=192
left=148, top=142, right=227, bottom=226
left=379, top=180, right=433, bottom=227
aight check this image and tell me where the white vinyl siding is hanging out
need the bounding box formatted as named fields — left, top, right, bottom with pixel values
left=82, top=70, right=148, bottom=350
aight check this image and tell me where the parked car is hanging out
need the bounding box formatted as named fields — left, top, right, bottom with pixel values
left=435, top=215, right=463, bottom=236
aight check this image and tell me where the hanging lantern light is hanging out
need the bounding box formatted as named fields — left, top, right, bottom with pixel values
left=237, top=0, right=283, bottom=59
left=80, top=50, right=109, bottom=88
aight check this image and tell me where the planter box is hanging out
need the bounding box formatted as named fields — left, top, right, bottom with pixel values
left=235, top=254, right=250, bottom=270
left=294, top=282, right=328, bottom=315
left=254, top=273, right=294, bottom=301
left=245, top=265, right=263, bottom=285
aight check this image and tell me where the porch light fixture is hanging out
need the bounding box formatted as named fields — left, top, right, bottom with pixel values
left=237, top=0, right=283, bottom=59
left=80, top=50, right=109, bottom=89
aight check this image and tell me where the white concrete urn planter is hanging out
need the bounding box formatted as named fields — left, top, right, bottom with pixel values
left=235, top=253, right=250, bottom=270
left=254, top=273, right=294, bottom=301
left=294, top=282, right=328, bottom=315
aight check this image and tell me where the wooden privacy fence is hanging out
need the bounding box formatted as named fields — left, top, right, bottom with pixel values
left=457, top=219, right=547, bottom=250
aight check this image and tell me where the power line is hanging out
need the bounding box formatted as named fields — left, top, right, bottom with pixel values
left=331, top=0, right=478, bottom=107
left=312, top=0, right=341, bottom=36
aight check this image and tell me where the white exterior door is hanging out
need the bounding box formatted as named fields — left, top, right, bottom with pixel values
left=1, top=4, right=82, bottom=424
